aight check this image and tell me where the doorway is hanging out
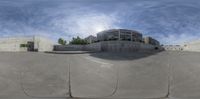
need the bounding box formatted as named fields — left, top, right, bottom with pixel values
left=27, top=41, right=34, bottom=51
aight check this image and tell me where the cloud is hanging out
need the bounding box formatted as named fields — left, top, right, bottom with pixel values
left=50, top=13, right=119, bottom=38
left=1, top=0, right=200, bottom=44
left=112, top=0, right=200, bottom=44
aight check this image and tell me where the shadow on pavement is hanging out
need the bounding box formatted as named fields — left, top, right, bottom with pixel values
left=89, top=50, right=163, bottom=60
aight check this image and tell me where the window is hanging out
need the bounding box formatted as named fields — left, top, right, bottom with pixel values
left=20, top=44, right=28, bottom=47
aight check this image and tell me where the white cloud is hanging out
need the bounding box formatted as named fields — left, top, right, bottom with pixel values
left=51, top=13, right=119, bottom=38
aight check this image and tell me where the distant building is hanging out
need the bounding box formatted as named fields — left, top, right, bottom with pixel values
left=0, top=36, right=53, bottom=52
left=84, top=35, right=97, bottom=44
left=143, top=37, right=160, bottom=45
left=163, top=45, right=183, bottom=51
left=97, top=29, right=143, bottom=42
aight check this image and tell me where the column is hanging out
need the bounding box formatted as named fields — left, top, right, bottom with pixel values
left=131, top=32, right=133, bottom=41
left=118, top=29, right=121, bottom=41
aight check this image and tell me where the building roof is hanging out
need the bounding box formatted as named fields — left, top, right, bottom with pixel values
left=97, top=29, right=142, bottom=35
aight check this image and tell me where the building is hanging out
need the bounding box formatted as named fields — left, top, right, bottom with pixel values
left=84, top=35, right=97, bottom=44
left=163, top=45, right=183, bottom=51
left=0, top=36, right=53, bottom=52
left=54, top=29, right=163, bottom=52
left=162, top=40, right=200, bottom=52
left=97, top=29, right=143, bottom=42
left=143, top=37, right=160, bottom=45
left=183, top=40, right=200, bottom=52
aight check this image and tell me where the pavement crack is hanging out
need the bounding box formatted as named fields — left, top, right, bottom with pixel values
left=109, top=62, right=119, bottom=97
left=68, top=55, right=73, bottom=98
left=165, top=51, right=172, bottom=98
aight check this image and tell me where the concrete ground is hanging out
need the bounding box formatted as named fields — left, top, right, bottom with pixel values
left=0, top=51, right=200, bottom=99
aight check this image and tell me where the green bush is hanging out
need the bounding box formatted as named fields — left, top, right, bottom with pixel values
left=69, top=36, right=88, bottom=45
left=58, top=38, right=67, bottom=45
left=20, top=44, right=28, bottom=47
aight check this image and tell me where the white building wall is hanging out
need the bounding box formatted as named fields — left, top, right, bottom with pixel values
left=183, top=40, right=200, bottom=52
left=0, top=37, right=33, bottom=52
left=0, top=36, right=53, bottom=52
left=34, top=36, right=54, bottom=52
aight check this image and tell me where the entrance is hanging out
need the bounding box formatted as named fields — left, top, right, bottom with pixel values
left=27, top=41, right=34, bottom=51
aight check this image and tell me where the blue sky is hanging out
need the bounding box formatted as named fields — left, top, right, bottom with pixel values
left=0, top=0, right=200, bottom=44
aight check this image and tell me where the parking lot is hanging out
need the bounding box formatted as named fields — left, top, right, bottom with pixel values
left=0, top=51, right=200, bottom=99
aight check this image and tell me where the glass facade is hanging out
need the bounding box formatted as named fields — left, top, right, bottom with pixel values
left=97, top=29, right=143, bottom=42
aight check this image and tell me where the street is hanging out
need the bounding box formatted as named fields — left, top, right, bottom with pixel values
left=0, top=51, right=200, bottom=99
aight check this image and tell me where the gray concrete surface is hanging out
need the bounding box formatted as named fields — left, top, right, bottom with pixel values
left=0, top=52, right=69, bottom=98
left=169, top=51, right=200, bottom=98
left=0, top=51, right=200, bottom=99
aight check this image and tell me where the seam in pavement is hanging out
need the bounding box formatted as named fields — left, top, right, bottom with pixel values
left=68, top=55, right=73, bottom=98
left=166, top=51, right=173, bottom=98
left=71, top=56, right=119, bottom=98
left=18, top=58, right=70, bottom=99
left=109, top=62, right=119, bottom=97
left=19, top=72, right=67, bottom=98
left=83, top=56, right=119, bottom=97
left=79, top=55, right=169, bottom=99
left=18, top=52, right=172, bottom=99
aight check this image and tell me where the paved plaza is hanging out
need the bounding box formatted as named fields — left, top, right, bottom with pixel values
left=0, top=51, right=200, bottom=99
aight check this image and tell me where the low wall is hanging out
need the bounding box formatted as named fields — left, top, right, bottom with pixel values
left=83, top=42, right=101, bottom=51
left=54, top=41, right=162, bottom=52
left=140, top=43, right=159, bottom=51
left=54, top=45, right=83, bottom=51
left=101, top=41, right=139, bottom=52
left=54, top=43, right=101, bottom=51
left=100, top=41, right=158, bottom=52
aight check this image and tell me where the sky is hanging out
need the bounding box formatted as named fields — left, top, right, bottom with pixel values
left=0, top=0, right=200, bottom=44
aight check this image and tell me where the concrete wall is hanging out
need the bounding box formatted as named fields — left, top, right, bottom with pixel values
left=54, top=45, right=84, bottom=51
left=34, top=36, right=54, bottom=52
left=101, top=41, right=140, bottom=52
left=54, top=43, right=101, bottom=51
left=0, top=36, right=53, bottom=52
left=0, top=37, right=33, bottom=52
left=183, top=40, right=200, bottom=52
left=101, top=41, right=158, bottom=52
left=54, top=41, right=161, bottom=52
left=140, top=43, right=159, bottom=51
left=83, top=42, right=101, bottom=51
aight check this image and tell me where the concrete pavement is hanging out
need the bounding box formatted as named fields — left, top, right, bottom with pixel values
left=0, top=52, right=69, bottom=98
left=0, top=51, right=200, bottom=99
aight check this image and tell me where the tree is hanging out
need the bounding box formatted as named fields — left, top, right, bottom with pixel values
left=69, top=36, right=88, bottom=45
left=58, top=38, right=67, bottom=45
